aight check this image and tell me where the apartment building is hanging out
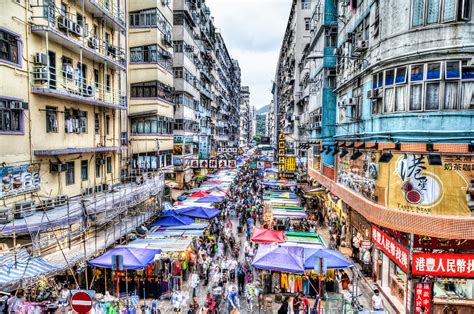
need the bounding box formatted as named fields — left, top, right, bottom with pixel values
left=273, top=0, right=316, bottom=158
left=239, top=85, right=250, bottom=148
left=127, top=0, right=174, bottom=176
left=304, top=0, right=474, bottom=312
left=172, top=0, right=241, bottom=188
left=0, top=0, right=164, bottom=290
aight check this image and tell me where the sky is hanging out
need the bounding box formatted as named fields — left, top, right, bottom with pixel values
left=206, top=0, right=292, bottom=109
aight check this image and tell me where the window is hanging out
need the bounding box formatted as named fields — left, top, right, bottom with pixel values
left=131, top=81, right=174, bottom=102
left=427, top=62, right=441, bottom=80
left=385, top=69, right=395, bottom=86
left=65, top=109, right=87, bottom=133
left=131, top=116, right=174, bottom=135
left=46, top=106, right=58, bottom=133
left=94, top=113, right=100, bottom=134
left=106, top=157, right=112, bottom=174
left=412, top=0, right=471, bottom=26
left=425, top=82, right=440, bottom=110
left=305, top=18, right=311, bottom=31
left=302, top=0, right=311, bottom=9
left=0, top=29, right=20, bottom=65
left=95, top=161, right=101, bottom=178
left=81, top=160, right=88, bottom=181
left=130, top=44, right=173, bottom=71
left=94, top=69, right=99, bottom=89
left=129, top=8, right=172, bottom=34
left=106, top=74, right=110, bottom=92
left=410, top=84, right=423, bottom=110
left=444, top=81, right=459, bottom=109
left=65, top=161, right=75, bottom=185
left=411, top=64, right=424, bottom=81
left=105, top=115, right=110, bottom=135
left=395, top=67, right=407, bottom=84
left=0, top=99, right=22, bottom=133
left=60, top=3, right=67, bottom=16
left=446, top=61, right=461, bottom=78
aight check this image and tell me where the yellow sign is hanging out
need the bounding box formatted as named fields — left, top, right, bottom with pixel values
left=285, top=156, right=296, bottom=171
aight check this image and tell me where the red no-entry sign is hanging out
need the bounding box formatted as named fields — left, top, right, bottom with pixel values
left=71, top=291, right=93, bottom=313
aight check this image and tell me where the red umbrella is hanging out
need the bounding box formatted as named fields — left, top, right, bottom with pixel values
left=251, top=227, right=286, bottom=243
left=188, top=191, right=210, bottom=198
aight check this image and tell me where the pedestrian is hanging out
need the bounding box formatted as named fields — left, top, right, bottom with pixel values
left=278, top=296, right=289, bottom=314
left=372, top=289, right=384, bottom=311
left=227, top=286, right=239, bottom=314
left=292, top=293, right=301, bottom=314
left=237, top=264, right=246, bottom=294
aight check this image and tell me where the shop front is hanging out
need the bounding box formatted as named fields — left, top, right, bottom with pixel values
left=372, top=225, right=410, bottom=313
left=412, top=252, right=474, bottom=314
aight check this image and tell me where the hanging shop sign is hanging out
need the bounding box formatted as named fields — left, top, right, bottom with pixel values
left=337, top=153, right=474, bottom=216
left=264, top=161, right=272, bottom=169
left=371, top=225, right=409, bottom=273
left=217, top=147, right=238, bottom=153
left=0, top=164, right=41, bottom=198
left=277, top=133, right=286, bottom=172
left=190, top=160, right=237, bottom=169
left=412, top=253, right=474, bottom=278
left=414, top=282, right=432, bottom=314
left=285, top=156, right=296, bottom=171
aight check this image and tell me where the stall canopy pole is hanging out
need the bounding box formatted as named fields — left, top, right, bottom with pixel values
left=318, top=257, right=322, bottom=314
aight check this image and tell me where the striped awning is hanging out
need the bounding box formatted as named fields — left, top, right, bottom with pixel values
left=0, top=249, right=61, bottom=289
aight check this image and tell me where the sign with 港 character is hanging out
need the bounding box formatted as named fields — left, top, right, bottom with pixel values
left=228, top=160, right=237, bottom=168
left=219, top=160, right=227, bottom=168
left=412, top=253, right=474, bottom=277
left=209, top=160, right=218, bottom=168
left=414, top=283, right=432, bottom=314
left=200, top=160, right=208, bottom=168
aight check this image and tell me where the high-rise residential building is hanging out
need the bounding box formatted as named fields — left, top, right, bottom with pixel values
left=127, top=0, right=175, bottom=177
left=0, top=0, right=164, bottom=288
left=172, top=0, right=240, bottom=188
left=239, top=85, right=250, bottom=147
left=273, top=0, right=316, bottom=158
left=304, top=1, right=474, bottom=312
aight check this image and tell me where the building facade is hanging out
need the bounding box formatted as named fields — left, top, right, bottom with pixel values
left=0, top=0, right=165, bottom=290
left=172, top=0, right=241, bottom=188
left=127, top=0, right=174, bottom=176
left=239, top=85, right=251, bottom=147
left=303, top=0, right=474, bottom=312
left=273, top=0, right=316, bottom=158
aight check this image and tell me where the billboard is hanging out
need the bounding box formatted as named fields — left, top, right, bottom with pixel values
left=0, top=164, right=41, bottom=198
left=337, top=153, right=473, bottom=216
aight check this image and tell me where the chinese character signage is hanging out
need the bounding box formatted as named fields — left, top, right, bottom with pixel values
left=249, top=161, right=258, bottom=170
left=414, top=235, right=474, bottom=250
left=200, top=160, right=208, bottom=168
left=412, top=253, right=474, bottom=277
left=190, top=160, right=199, bottom=168
left=414, top=283, right=431, bottom=314
left=219, top=160, right=227, bottom=168
left=264, top=161, right=272, bottom=169
left=228, top=160, right=237, bottom=168
left=190, top=160, right=236, bottom=169
left=285, top=157, right=296, bottom=171
left=209, top=160, right=218, bottom=169
left=0, top=164, right=41, bottom=198
left=371, top=225, right=409, bottom=273
left=337, top=153, right=473, bottom=216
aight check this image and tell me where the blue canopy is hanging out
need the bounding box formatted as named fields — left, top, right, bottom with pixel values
left=264, top=169, right=278, bottom=173
left=252, top=245, right=305, bottom=274
left=196, top=195, right=224, bottom=203
left=304, top=248, right=353, bottom=270
left=151, top=211, right=194, bottom=227
left=175, top=206, right=221, bottom=219
left=88, top=247, right=161, bottom=270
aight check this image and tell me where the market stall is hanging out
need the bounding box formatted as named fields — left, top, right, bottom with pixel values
left=250, top=227, right=286, bottom=243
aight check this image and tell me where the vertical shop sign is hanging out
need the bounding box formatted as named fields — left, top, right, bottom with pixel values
left=414, top=283, right=431, bottom=314
left=371, top=225, right=409, bottom=272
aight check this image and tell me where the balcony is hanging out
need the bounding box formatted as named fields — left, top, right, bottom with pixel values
left=31, top=64, right=126, bottom=109
left=80, top=0, right=126, bottom=30
left=31, top=12, right=125, bottom=71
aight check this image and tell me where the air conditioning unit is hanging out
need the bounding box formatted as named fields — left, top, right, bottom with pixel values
left=34, top=67, right=49, bottom=83
left=96, top=158, right=105, bottom=165
left=88, top=37, right=99, bottom=49
left=63, top=64, right=74, bottom=80
left=70, top=22, right=83, bottom=36
left=346, top=32, right=354, bottom=42
left=163, top=33, right=172, bottom=46
left=355, top=40, right=368, bottom=52
left=57, top=16, right=71, bottom=30
left=55, top=195, right=68, bottom=206
left=9, top=101, right=29, bottom=110
left=50, top=163, right=68, bottom=173
left=337, top=100, right=346, bottom=108
left=39, top=198, right=55, bottom=211
left=315, top=121, right=321, bottom=128
left=193, top=125, right=200, bottom=132
left=367, top=89, right=381, bottom=99
left=34, top=53, right=47, bottom=65
left=162, top=50, right=172, bottom=59
left=161, top=0, right=170, bottom=5
left=14, top=201, right=36, bottom=219
left=0, top=208, right=12, bottom=224
left=82, top=85, right=95, bottom=97
left=347, top=97, right=358, bottom=106
left=83, top=187, right=94, bottom=196
left=96, top=184, right=103, bottom=193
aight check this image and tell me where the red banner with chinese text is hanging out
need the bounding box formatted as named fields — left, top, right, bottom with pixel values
left=414, top=283, right=431, bottom=314
left=371, top=225, right=409, bottom=273
left=412, top=253, right=474, bottom=277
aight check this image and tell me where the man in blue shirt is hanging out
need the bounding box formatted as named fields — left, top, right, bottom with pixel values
left=227, top=285, right=239, bottom=313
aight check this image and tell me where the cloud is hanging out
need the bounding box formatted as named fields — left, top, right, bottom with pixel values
left=206, top=0, right=292, bottom=109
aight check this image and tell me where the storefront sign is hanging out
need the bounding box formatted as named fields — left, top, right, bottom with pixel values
left=278, top=133, right=286, bottom=172
left=189, top=160, right=236, bottom=169
left=250, top=161, right=257, bottom=170
left=372, top=225, right=409, bottom=273
left=414, top=235, right=474, bottom=250
left=264, top=161, right=272, bottom=169
left=285, top=156, right=296, bottom=171
left=412, top=253, right=474, bottom=277
left=414, top=283, right=431, bottom=314
left=0, top=164, right=41, bottom=198
left=337, top=153, right=474, bottom=216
